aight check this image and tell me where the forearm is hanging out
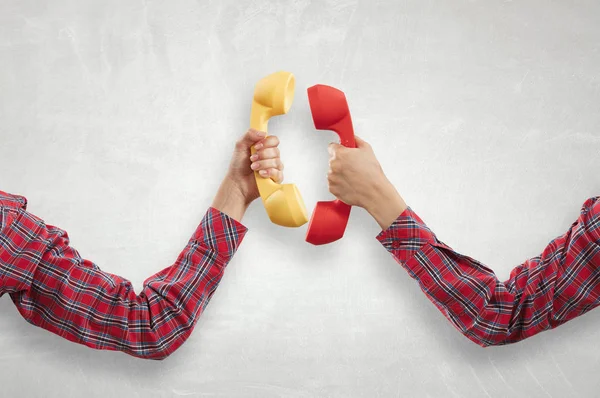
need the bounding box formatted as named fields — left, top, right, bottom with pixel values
left=212, top=177, right=251, bottom=222
left=378, top=197, right=600, bottom=346
left=6, top=206, right=247, bottom=360
left=364, top=180, right=407, bottom=230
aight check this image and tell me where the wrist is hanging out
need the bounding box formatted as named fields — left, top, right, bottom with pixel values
left=211, top=177, right=251, bottom=222
left=365, top=180, right=407, bottom=230
left=226, top=175, right=254, bottom=206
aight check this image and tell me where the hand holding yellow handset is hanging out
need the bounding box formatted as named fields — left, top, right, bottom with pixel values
left=250, top=71, right=308, bottom=227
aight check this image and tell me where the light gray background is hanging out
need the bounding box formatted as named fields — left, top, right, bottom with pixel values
left=1, top=0, right=599, bottom=397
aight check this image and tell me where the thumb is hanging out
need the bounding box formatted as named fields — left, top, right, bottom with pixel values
left=237, top=128, right=267, bottom=149
left=328, top=142, right=343, bottom=158
left=354, top=135, right=371, bottom=149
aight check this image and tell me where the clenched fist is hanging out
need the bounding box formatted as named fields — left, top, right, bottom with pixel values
left=327, top=136, right=407, bottom=229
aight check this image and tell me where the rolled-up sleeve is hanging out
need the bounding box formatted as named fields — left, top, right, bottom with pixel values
left=377, top=198, right=600, bottom=347
left=1, top=190, right=247, bottom=359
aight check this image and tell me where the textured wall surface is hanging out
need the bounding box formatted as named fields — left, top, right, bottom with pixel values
left=1, top=1, right=600, bottom=397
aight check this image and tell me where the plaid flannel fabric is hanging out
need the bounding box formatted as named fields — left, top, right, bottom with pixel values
left=0, top=190, right=247, bottom=359
left=377, top=197, right=600, bottom=346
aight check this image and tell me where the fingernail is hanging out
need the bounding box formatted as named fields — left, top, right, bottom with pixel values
left=259, top=170, right=268, bottom=176
left=251, top=162, right=260, bottom=170
left=254, top=143, right=263, bottom=150
left=250, top=154, right=258, bottom=161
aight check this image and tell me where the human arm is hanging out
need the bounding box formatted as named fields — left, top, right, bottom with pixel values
left=0, top=129, right=283, bottom=359
left=326, top=136, right=600, bottom=346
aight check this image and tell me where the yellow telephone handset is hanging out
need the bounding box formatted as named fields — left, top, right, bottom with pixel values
left=250, top=71, right=308, bottom=227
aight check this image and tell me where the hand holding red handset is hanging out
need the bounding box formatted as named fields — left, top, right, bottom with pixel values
left=305, top=84, right=356, bottom=245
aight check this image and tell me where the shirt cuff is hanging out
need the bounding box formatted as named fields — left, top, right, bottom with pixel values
left=0, top=201, right=38, bottom=293
left=0, top=191, right=28, bottom=210
left=189, top=208, right=248, bottom=266
left=376, top=206, right=440, bottom=266
left=581, top=196, right=600, bottom=241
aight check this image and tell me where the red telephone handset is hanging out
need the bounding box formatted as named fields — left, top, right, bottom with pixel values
left=305, top=84, right=356, bottom=245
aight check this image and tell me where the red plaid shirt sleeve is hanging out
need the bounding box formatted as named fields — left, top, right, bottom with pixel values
left=377, top=197, right=600, bottom=346
left=0, top=190, right=247, bottom=360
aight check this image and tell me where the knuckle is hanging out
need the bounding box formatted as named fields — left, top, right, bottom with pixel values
left=330, top=161, right=341, bottom=173
left=327, top=173, right=337, bottom=184
left=264, top=137, right=278, bottom=147
left=267, top=148, right=278, bottom=158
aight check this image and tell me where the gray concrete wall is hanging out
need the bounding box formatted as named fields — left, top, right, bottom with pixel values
left=1, top=1, right=599, bottom=397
